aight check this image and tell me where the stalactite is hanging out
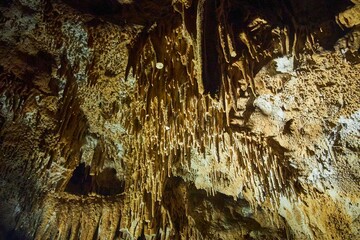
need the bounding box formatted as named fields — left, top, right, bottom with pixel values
left=0, top=0, right=358, bottom=239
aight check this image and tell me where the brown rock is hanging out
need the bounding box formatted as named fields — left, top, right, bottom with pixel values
left=0, top=0, right=359, bottom=239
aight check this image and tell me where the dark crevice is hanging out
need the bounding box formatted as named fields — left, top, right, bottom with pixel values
left=65, top=163, right=125, bottom=196
left=2, top=229, right=29, bottom=240
left=202, top=0, right=221, bottom=95
left=62, top=0, right=173, bottom=26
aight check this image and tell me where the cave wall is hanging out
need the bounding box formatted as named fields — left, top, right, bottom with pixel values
left=0, top=0, right=359, bottom=239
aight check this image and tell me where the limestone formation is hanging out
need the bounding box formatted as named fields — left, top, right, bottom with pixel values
left=0, top=0, right=359, bottom=239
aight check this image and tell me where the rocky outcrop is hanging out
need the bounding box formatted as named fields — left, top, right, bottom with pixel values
left=0, top=0, right=359, bottom=239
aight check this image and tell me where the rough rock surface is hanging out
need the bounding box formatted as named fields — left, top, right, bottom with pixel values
left=0, top=0, right=359, bottom=239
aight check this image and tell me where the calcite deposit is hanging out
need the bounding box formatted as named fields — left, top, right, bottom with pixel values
left=0, top=0, right=359, bottom=239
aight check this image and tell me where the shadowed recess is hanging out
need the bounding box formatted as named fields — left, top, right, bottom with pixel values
left=65, top=163, right=125, bottom=196
left=202, top=0, right=221, bottom=95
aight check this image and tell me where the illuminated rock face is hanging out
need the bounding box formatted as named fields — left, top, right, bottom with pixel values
left=0, top=0, right=359, bottom=239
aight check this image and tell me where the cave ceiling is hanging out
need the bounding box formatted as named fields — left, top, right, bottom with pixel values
left=0, top=0, right=359, bottom=239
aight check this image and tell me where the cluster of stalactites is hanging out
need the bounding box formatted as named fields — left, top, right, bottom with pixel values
left=121, top=11, right=300, bottom=237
